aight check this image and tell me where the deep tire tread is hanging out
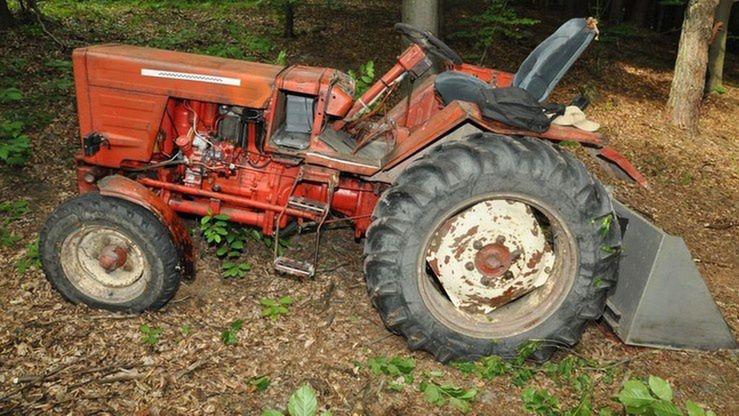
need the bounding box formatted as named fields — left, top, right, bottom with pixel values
left=364, top=134, right=622, bottom=362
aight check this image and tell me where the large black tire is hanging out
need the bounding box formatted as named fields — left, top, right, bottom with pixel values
left=40, top=193, right=181, bottom=313
left=364, top=134, right=621, bottom=362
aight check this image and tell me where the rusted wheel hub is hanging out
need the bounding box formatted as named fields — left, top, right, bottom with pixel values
left=98, top=245, right=128, bottom=272
left=474, top=243, right=513, bottom=278
left=60, top=225, right=149, bottom=303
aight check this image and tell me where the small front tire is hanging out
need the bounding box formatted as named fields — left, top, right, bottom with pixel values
left=40, top=193, right=181, bottom=313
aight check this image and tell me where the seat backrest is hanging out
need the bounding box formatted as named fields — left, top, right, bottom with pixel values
left=513, top=18, right=596, bottom=102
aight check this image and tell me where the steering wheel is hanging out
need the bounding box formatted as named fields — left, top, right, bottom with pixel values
left=395, top=23, right=463, bottom=65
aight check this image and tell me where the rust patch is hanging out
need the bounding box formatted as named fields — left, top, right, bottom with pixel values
left=527, top=250, right=543, bottom=269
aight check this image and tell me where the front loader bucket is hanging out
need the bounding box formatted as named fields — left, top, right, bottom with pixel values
left=604, top=200, right=737, bottom=350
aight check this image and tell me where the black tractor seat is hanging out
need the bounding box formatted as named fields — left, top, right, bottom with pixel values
left=434, top=18, right=598, bottom=105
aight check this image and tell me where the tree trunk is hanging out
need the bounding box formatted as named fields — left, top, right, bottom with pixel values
left=0, top=0, right=14, bottom=28
left=566, top=0, right=588, bottom=17
left=283, top=3, right=294, bottom=38
left=609, top=0, right=626, bottom=23
left=626, top=0, right=654, bottom=28
left=706, top=0, right=734, bottom=92
left=667, top=0, right=720, bottom=131
left=402, top=0, right=439, bottom=35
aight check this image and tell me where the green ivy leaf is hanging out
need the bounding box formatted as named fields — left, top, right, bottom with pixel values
left=685, top=401, right=706, bottom=416
left=648, top=376, right=673, bottom=401
left=287, top=384, right=318, bottom=416
left=617, top=379, right=656, bottom=411
left=651, top=400, right=682, bottom=416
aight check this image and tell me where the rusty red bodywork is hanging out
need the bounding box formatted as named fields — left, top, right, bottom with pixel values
left=71, top=42, right=646, bottom=253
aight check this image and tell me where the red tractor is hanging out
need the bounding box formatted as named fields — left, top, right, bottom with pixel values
left=39, top=20, right=692, bottom=362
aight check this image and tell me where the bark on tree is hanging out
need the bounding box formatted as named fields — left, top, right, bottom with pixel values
left=627, top=0, right=654, bottom=28
left=566, top=0, right=588, bottom=17
left=402, top=0, right=439, bottom=35
left=706, top=0, right=734, bottom=92
left=667, top=0, right=720, bottom=131
left=609, top=0, right=626, bottom=23
left=0, top=0, right=14, bottom=28
left=283, top=2, right=294, bottom=38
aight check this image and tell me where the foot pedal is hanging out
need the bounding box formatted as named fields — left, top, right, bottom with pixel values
left=287, top=196, right=328, bottom=216
left=273, top=257, right=315, bottom=278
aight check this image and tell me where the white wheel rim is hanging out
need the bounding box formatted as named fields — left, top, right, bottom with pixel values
left=426, top=200, right=555, bottom=317
left=60, top=225, right=150, bottom=304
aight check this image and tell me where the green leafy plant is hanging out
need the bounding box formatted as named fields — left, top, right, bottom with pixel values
left=452, top=0, right=538, bottom=64
left=223, top=261, right=253, bottom=278
left=262, top=383, right=332, bottom=416
left=274, top=49, right=288, bottom=65
left=0, top=119, right=31, bottom=166
left=0, top=87, right=23, bottom=103
left=366, top=355, right=416, bottom=391
left=16, top=240, right=40, bottom=275
left=260, top=296, right=293, bottom=320
left=419, top=378, right=477, bottom=413
left=522, top=387, right=560, bottom=416
left=200, top=212, right=231, bottom=244
left=250, top=375, right=271, bottom=392
left=616, top=376, right=716, bottom=416
left=221, top=319, right=245, bottom=345
left=452, top=341, right=540, bottom=386
left=139, top=324, right=162, bottom=346
left=243, top=227, right=291, bottom=255
left=200, top=212, right=256, bottom=278
left=0, top=200, right=29, bottom=247
left=180, top=324, right=191, bottom=336
left=346, top=60, right=375, bottom=97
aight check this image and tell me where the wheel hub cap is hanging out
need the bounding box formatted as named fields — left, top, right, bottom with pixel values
left=426, top=200, right=555, bottom=315
left=98, top=245, right=128, bottom=272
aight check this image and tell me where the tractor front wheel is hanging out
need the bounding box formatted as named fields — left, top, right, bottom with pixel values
left=364, top=134, right=621, bottom=362
left=40, top=193, right=182, bottom=313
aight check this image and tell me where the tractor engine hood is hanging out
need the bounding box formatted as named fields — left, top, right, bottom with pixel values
left=73, top=44, right=284, bottom=109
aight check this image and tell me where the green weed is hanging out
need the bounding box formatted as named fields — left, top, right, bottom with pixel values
left=347, top=60, right=375, bottom=97
left=366, top=355, right=416, bottom=391
left=221, top=319, right=244, bottom=345
left=16, top=241, right=40, bottom=275
left=262, top=382, right=332, bottom=416
left=223, top=261, right=252, bottom=278
left=249, top=375, right=271, bottom=392
left=0, top=119, right=31, bottom=166
left=419, top=378, right=477, bottom=413
left=260, top=296, right=293, bottom=320
left=616, top=376, right=716, bottom=416
left=139, top=324, right=162, bottom=346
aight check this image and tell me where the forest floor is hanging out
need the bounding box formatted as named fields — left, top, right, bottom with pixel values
left=0, top=1, right=737, bottom=415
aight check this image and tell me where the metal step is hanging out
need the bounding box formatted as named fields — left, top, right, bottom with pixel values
left=287, top=196, right=329, bottom=216
left=273, top=257, right=315, bottom=278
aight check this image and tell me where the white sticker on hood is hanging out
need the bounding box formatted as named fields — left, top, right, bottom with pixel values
left=141, top=69, right=241, bottom=86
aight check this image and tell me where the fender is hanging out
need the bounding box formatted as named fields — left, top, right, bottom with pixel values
left=97, top=175, right=195, bottom=280
left=372, top=100, right=648, bottom=187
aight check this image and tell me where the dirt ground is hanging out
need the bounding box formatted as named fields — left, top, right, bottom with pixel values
left=1, top=1, right=737, bottom=415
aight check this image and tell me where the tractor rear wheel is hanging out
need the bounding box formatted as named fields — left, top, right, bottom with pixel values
left=40, top=193, right=181, bottom=313
left=364, top=134, right=621, bottom=362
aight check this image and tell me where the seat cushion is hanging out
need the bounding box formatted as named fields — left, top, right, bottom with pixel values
left=513, top=18, right=597, bottom=102
left=434, top=71, right=491, bottom=105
